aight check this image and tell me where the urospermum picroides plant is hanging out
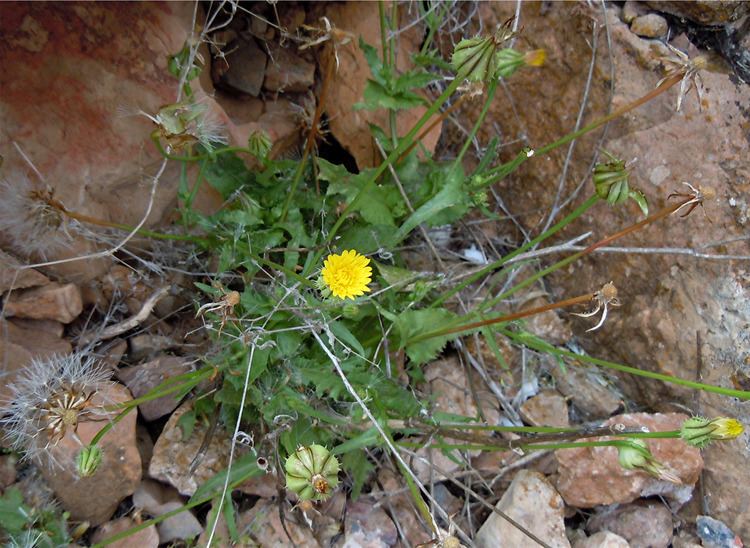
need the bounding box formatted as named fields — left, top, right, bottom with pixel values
left=2, top=8, right=747, bottom=547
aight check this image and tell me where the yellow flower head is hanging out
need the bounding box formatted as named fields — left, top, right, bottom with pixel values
left=321, top=250, right=372, bottom=300
left=680, top=416, right=744, bottom=448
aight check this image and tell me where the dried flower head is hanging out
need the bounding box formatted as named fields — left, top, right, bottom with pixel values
left=0, top=352, right=112, bottom=468
left=572, top=282, right=620, bottom=332
left=321, top=250, right=372, bottom=300
left=668, top=181, right=715, bottom=218
left=658, top=43, right=707, bottom=112
left=0, top=175, right=77, bottom=257
left=142, top=99, right=228, bottom=151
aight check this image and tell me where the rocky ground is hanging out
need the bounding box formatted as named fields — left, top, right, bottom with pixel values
left=1, top=1, right=749, bottom=547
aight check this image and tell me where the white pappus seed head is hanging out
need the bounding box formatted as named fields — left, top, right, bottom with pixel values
left=0, top=352, right=113, bottom=468
left=0, top=174, right=78, bottom=258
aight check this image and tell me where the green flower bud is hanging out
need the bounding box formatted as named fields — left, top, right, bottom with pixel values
left=342, top=303, right=360, bottom=319
left=680, top=416, right=744, bottom=449
left=593, top=151, right=648, bottom=215
left=285, top=444, right=340, bottom=501
left=617, top=439, right=680, bottom=483
left=76, top=445, right=103, bottom=478
left=248, top=129, right=272, bottom=160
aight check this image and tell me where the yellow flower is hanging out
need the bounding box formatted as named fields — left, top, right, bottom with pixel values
left=321, top=250, right=372, bottom=300
left=680, top=416, right=744, bottom=448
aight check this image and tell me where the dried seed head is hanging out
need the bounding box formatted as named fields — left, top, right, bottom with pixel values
left=0, top=352, right=112, bottom=468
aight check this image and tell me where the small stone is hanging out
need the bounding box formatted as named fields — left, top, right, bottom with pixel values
left=149, top=401, right=232, bottom=496
left=520, top=390, right=570, bottom=427
left=588, top=501, right=673, bottom=547
left=0, top=340, right=33, bottom=402
left=1, top=318, right=71, bottom=357
left=476, top=470, right=570, bottom=548
left=212, top=37, right=267, bottom=97
left=132, top=479, right=203, bottom=544
left=263, top=44, right=316, bottom=93
left=630, top=13, right=669, bottom=38
left=549, top=362, right=622, bottom=419
left=672, top=531, right=702, bottom=548
left=574, top=531, right=630, bottom=548
left=2, top=282, right=82, bottom=323
left=41, top=382, right=141, bottom=526
left=0, top=249, right=49, bottom=293
left=6, top=317, right=64, bottom=337
left=622, top=1, right=647, bottom=23
left=555, top=413, right=702, bottom=508
left=91, top=516, right=159, bottom=548
left=117, top=356, right=193, bottom=421
left=128, top=334, right=178, bottom=361
left=644, top=1, right=748, bottom=25
left=242, top=498, right=319, bottom=546
left=696, top=515, right=742, bottom=548
left=341, top=499, right=399, bottom=547
left=0, top=453, right=18, bottom=490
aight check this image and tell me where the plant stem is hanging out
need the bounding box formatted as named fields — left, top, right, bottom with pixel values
left=432, top=194, right=600, bottom=307
left=478, top=195, right=694, bottom=314
left=502, top=327, right=750, bottom=400
left=454, top=79, right=498, bottom=166
left=412, top=292, right=594, bottom=343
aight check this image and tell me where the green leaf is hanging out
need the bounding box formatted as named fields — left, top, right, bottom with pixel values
left=321, top=158, right=397, bottom=226
left=203, top=154, right=254, bottom=199
left=357, top=80, right=427, bottom=111
left=393, top=71, right=438, bottom=94
left=393, top=164, right=467, bottom=243
left=342, top=451, right=374, bottom=500
left=329, top=321, right=366, bottom=358
left=333, top=427, right=380, bottom=454
left=191, top=453, right=264, bottom=502
left=395, top=309, right=459, bottom=365
left=0, top=487, right=29, bottom=534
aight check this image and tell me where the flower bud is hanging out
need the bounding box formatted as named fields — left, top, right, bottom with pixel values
left=593, top=152, right=648, bottom=215
left=617, top=439, right=680, bottom=483
left=76, top=445, right=103, bottom=478
left=680, top=416, right=744, bottom=449
left=342, top=303, right=360, bottom=319
left=285, top=444, right=340, bottom=501
left=248, top=129, right=272, bottom=160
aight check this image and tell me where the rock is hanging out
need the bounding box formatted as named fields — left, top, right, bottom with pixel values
left=587, top=501, right=674, bottom=548
left=475, top=470, right=570, bottom=548
left=2, top=282, right=82, bottom=323
left=317, top=1, right=442, bottom=169
left=555, top=413, right=702, bottom=508
left=0, top=249, right=49, bottom=293
left=135, top=423, right=154, bottom=474
left=133, top=479, right=203, bottom=544
left=696, top=515, right=743, bottom=548
left=127, top=334, right=179, bottom=361
left=0, top=318, right=71, bottom=357
left=520, top=390, right=570, bottom=427
left=0, top=3, right=237, bottom=281
left=575, top=531, right=631, bottom=548
left=630, top=13, right=669, bottom=38
left=41, top=382, right=141, bottom=526
left=117, top=356, right=193, bottom=420
left=212, top=36, right=267, bottom=97
left=548, top=360, right=623, bottom=419
left=237, top=471, right=278, bottom=498
left=263, top=43, right=316, bottom=93
left=242, top=498, right=319, bottom=547
left=673, top=531, right=703, bottom=548
left=91, top=516, right=159, bottom=548
left=0, top=340, right=33, bottom=402
left=338, top=499, right=398, bottom=548
left=644, top=1, right=749, bottom=24
left=377, top=469, right=432, bottom=546
left=0, top=453, right=18, bottom=490
left=7, top=317, right=64, bottom=337
left=622, top=1, right=647, bottom=24
left=149, top=401, right=232, bottom=496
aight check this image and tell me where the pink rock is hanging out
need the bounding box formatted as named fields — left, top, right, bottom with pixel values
left=263, top=43, right=316, bottom=93
left=476, top=470, right=570, bottom=548
left=520, top=390, right=570, bottom=427
left=41, top=382, right=142, bottom=526
left=588, top=501, right=674, bottom=548
left=3, top=282, right=82, bottom=323
left=575, top=531, right=630, bottom=548
left=117, top=356, right=193, bottom=421
left=91, top=516, right=159, bottom=548
left=0, top=249, right=49, bottom=293
left=555, top=413, right=703, bottom=508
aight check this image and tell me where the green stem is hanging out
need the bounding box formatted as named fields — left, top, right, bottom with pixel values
left=454, top=78, right=498, bottom=166
left=502, top=328, right=750, bottom=400
left=431, top=194, right=599, bottom=307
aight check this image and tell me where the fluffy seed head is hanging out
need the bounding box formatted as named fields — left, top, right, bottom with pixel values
left=0, top=352, right=112, bottom=468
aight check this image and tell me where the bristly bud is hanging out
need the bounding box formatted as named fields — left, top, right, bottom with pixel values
left=0, top=352, right=112, bottom=469
left=285, top=444, right=340, bottom=501
left=248, top=129, right=272, bottom=160
left=452, top=30, right=546, bottom=83
left=76, top=445, right=103, bottom=477
left=593, top=151, right=648, bottom=216
left=617, top=439, right=681, bottom=483
left=680, top=416, right=744, bottom=449
left=145, top=100, right=228, bottom=152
